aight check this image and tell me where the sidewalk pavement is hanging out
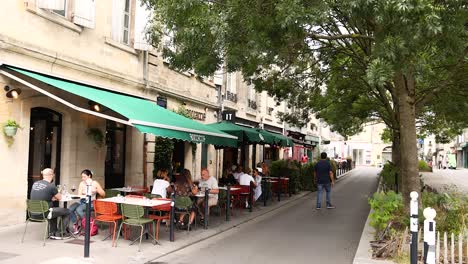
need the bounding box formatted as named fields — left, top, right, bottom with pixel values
left=421, top=168, right=468, bottom=193
left=0, top=172, right=354, bottom=264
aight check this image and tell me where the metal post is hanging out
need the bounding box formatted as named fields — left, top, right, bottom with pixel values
left=226, top=185, right=231, bottom=221
left=84, top=180, right=92, bottom=258
left=423, top=207, right=436, bottom=264
left=204, top=188, right=209, bottom=229
left=277, top=174, right=281, bottom=202
left=410, top=191, right=419, bottom=264
left=249, top=182, right=253, bottom=212
left=263, top=180, right=267, bottom=207
left=169, top=192, right=175, bottom=242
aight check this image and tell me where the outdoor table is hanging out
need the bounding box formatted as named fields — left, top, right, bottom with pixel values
left=110, top=187, right=147, bottom=196
left=60, top=194, right=85, bottom=209
left=99, top=197, right=172, bottom=244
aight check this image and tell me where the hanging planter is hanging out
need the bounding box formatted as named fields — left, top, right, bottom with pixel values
left=3, top=119, right=22, bottom=147
left=86, top=128, right=105, bottom=148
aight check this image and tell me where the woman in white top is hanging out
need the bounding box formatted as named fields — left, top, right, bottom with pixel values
left=253, top=168, right=262, bottom=201
left=69, top=169, right=105, bottom=234
left=151, top=169, right=172, bottom=198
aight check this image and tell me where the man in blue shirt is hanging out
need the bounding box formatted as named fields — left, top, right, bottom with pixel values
left=314, top=152, right=335, bottom=209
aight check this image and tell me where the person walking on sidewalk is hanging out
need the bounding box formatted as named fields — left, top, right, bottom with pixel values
left=314, top=152, right=335, bottom=209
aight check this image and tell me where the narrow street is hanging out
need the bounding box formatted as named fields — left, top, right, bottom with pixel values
left=151, top=167, right=380, bottom=264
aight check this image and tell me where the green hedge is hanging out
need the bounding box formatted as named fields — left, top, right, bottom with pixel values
left=418, top=160, right=432, bottom=172
left=380, top=162, right=398, bottom=192
left=301, top=162, right=317, bottom=191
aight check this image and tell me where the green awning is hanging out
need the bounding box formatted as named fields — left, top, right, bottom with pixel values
left=258, top=129, right=293, bottom=147
left=207, top=121, right=263, bottom=146
left=4, top=66, right=237, bottom=147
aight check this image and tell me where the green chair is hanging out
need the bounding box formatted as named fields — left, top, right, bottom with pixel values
left=22, top=200, right=64, bottom=246
left=105, top=189, right=120, bottom=198
left=214, top=189, right=228, bottom=216
left=116, top=204, right=155, bottom=251
left=175, top=196, right=196, bottom=231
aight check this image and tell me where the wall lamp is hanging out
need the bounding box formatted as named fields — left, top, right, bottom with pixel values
left=88, top=100, right=101, bottom=112
left=4, top=85, right=21, bottom=99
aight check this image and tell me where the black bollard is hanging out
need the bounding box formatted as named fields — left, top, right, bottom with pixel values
left=84, top=194, right=91, bottom=258
left=409, top=192, right=419, bottom=264
left=204, top=189, right=209, bottom=229
left=249, top=182, right=254, bottom=212
left=170, top=192, right=175, bottom=242
left=263, top=181, right=267, bottom=207
left=277, top=175, right=281, bottom=202
left=226, top=186, right=231, bottom=221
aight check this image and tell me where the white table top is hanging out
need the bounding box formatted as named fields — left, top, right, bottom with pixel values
left=99, top=197, right=170, bottom=207
left=111, top=187, right=147, bottom=193
left=263, top=177, right=289, bottom=180
left=60, top=195, right=85, bottom=202
left=218, top=187, right=241, bottom=191
left=264, top=180, right=279, bottom=183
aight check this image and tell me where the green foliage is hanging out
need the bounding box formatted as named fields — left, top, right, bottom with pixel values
left=380, top=162, right=399, bottom=192
left=174, top=105, right=197, bottom=155
left=329, top=159, right=337, bottom=179
left=301, top=162, right=317, bottom=192
left=270, top=159, right=302, bottom=194
left=418, top=160, right=431, bottom=172
left=368, top=191, right=404, bottom=235
left=421, top=190, right=467, bottom=234
left=380, top=128, right=393, bottom=144
left=153, top=137, right=174, bottom=178
left=4, top=119, right=21, bottom=128
left=86, top=128, right=105, bottom=148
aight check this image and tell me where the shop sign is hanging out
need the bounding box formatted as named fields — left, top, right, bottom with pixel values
left=190, top=134, right=206, bottom=143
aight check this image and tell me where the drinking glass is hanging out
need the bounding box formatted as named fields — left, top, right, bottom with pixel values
left=71, top=185, right=76, bottom=193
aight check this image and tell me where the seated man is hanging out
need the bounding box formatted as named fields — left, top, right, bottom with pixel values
left=30, top=168, right=72, bottom=239
left=238, top=168, right=257, bottom=207
left=196, top=168, right=219, bottom=223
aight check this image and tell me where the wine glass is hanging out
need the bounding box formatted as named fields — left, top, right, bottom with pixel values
left=71, top=185, right=76, bottom=193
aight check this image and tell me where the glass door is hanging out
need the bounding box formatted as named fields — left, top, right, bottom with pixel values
left=27, top=108, right=62, bottom=198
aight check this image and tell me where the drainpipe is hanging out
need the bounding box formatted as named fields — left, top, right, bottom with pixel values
left=143, top=50, right=149, bottom=187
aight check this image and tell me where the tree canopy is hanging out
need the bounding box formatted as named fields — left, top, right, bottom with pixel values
left=143, top=0, right=468, bottom=202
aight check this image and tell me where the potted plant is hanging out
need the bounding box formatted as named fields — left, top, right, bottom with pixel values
left=3, top=119, right=22, bottom=137
left=86, top=128, right=105, bottom=148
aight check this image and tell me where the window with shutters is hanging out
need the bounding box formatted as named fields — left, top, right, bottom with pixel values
left=112, top=0, right=133, bottom=45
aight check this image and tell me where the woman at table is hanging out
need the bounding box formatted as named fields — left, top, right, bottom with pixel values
left=69, top=169, right=106, bottom=235
left=253, top=168, right=262, bottom=201
left=174, top=169, right=197, bottom=229
left=151, top=169, right=172, bottom=198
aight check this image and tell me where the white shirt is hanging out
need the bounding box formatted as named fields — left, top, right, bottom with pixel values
left=151, top=179, right=170, bottom=198
left=199, top=176, right=219, bottom=199
left=239, top=173, right=255, bottom=186
left=233, top=172, right=242, bottom=181
left=254, top=175, right=262, bottom=201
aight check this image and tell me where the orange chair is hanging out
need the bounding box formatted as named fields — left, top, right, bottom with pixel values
left=148, top=198, right=171, bottom=240
left=93, top=200, right=122, bottom=247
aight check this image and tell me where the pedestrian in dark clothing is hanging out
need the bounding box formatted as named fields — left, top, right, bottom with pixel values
left=314, top=152, right=335, bottom=209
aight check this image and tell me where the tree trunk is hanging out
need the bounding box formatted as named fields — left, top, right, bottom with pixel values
left=391, top=130, right=402, bottom=191
left=394, top=72, right=420, bottom=206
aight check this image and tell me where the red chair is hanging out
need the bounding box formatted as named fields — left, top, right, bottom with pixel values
left=93, top=200, right=122, bottom=247
left=125, top=194, right=144, bottom=199
left=148, top=198, right=171, bottom=240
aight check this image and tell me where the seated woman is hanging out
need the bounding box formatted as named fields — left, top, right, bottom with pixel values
left=151, top=169, right=172, bottom=198
left=253, top=168, right=262, bottom=201
left=174, top=169, right=197, bottom=229
left=69, top=169, right=105, bottom=235
left=219, top=168, right=237, bottom=186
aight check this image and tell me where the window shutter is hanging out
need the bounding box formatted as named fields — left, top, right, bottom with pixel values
left=111, top=0, right=125, bottom=42
left=36, top=0, right=65, bottom=10
left=133, top=0, right=152, bottom=50
left=73, top=0, right=96, bottom=29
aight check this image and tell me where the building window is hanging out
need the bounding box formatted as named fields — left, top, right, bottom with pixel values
left=112, top=0, right=132, bottom=45
left=52, top=0, right=67, bottom=17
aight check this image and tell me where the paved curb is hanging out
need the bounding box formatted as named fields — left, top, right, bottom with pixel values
left=352, top=170, right=396, bottom=264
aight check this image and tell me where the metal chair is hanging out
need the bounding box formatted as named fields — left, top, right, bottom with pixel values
left=105, top=189, right=120, bottom=198
left=93, top=200, right=122, bottom=247
left=116, top=203, right=155, bottom=251
left=148, top=198, right=171, bottom=240
left=174, top=196, right=196, bottom=231
left=22, top=200, right=64, bottom=246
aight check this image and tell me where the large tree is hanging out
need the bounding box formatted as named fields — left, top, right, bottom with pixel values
left=143, top=0, right=468, bottom=203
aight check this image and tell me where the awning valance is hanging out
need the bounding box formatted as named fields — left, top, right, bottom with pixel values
left=1, top=65, right=237, bottom=147
left=207, top=121, right=263, bottom=146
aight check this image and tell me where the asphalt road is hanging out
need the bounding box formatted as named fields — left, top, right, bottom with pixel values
left=151, top=167, right=380, bottom=264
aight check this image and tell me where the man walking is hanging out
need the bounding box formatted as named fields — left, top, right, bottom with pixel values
left=314, top=152, right=335, bottom=209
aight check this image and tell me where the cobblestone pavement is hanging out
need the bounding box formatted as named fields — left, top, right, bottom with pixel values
left=421, top=168, right=468, bottom=193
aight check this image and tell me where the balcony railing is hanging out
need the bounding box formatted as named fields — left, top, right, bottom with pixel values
left=225, top=91, right=237, bottom=103
left=248, top=99, right=257, bottom=110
